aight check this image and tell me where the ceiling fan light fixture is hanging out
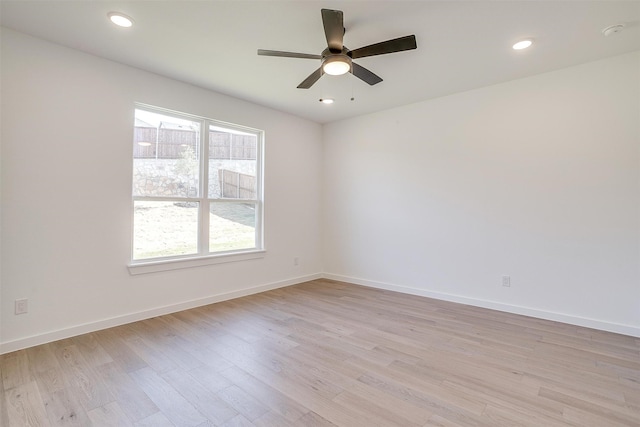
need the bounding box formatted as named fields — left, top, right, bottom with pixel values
left=108, top=12, right=134, bottom=28
left=322, top=55, right=351, bottom=75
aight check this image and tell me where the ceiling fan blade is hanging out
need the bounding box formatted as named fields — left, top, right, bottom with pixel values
left=321, top=9, right=344, bottom=53
left=350, top=35, right=417, bottom=59
left=258, top=49, right=322, bottom=60
left=351, top=63, right=383, bottom=86
left=297, top=67, right=323, bottom=89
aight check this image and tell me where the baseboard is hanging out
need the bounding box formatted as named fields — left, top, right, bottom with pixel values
left=4, top=271, right=636, bottom=354
left=0, top=273, right=322, bottom=355
left=323, top=273, right=640, bottom=338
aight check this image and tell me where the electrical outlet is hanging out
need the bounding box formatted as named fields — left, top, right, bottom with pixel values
left=502, top=275, right=511, bottom=287
left=294, top=257, right=299, bottom=266
left=15, top=298, right=28, bottom=315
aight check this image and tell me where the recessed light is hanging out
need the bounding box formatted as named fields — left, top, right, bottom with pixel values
left=319, top=98, right=334, bottom=104
left=512, top=40, right=533, bottom=50
left=137, top=142, right=151, bottom=146
left=108, top=12, right=134, bottom=28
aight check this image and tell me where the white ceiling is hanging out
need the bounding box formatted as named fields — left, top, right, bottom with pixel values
left=1, top=1, right=639, bottom=124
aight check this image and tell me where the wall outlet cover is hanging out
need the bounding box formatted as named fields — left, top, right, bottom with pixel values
left=15, top=298, right=28, bottom=315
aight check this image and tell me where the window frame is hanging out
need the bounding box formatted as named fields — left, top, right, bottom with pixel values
left=128, top=104, right=265, bottom=274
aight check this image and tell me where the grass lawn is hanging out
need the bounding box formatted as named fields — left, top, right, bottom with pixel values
left=133, top=201, right=256, bottom=259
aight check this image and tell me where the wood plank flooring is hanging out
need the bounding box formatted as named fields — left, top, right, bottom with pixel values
left=1, top=279, right=639, bottom=426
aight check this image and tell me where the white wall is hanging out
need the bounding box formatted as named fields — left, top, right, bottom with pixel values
left=323, top=51, right=640, bottom=336
left=2, top=28, right=638, bottom=353
left=0, top=29, right=323, bottom=353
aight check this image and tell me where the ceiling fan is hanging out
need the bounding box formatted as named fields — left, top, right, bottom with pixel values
left=258, top=9, right=417, bottom=89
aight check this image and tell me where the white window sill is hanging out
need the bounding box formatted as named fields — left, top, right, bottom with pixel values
left=128, top=250, right=266, bottom=275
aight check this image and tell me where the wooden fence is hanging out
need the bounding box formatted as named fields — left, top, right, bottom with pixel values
left=134, top=127, right=256, bottom=160
left=210, top=131, right=257, bottom=160
left=219, top=169, right=257, bottom=199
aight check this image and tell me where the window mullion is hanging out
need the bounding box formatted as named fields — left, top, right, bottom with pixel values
left=200, top=120, right=210, bottom=254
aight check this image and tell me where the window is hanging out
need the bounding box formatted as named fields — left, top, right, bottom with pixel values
left=131, top=105, right=263, bottom=265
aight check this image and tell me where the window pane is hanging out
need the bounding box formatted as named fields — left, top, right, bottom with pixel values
left=208, top=127, right=257, bottom=199
left=133, top=201, right=199, bottom=259
left=133, top=109, right=200, bottom=198
left=210, top=203, right=256, bottom=252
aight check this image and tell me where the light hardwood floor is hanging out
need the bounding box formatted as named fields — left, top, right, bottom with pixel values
left=1, top=279, right=639, bottom=426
